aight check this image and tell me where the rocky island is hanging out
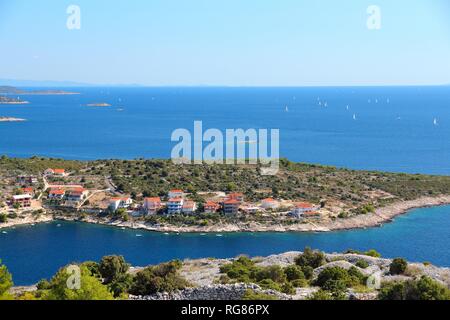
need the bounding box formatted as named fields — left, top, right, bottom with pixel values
left=0, top=86, right=79, bottom=95
left=0, top=117, right=26, bottom=122
left=86, top=103, right=112, bottom=107
left=0, top=95, right=29, bottom=105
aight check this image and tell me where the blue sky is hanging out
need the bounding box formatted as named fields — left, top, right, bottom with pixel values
left=1, top=0, right=450, bottom=86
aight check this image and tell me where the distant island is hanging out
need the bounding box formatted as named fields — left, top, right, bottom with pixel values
left=0, top=95, right=29, bottom=105
left=0, top=86, right=79, bottom=96
left=86, top=103, right=112, bottom=107
left=0, top=117, right=26, bottom=122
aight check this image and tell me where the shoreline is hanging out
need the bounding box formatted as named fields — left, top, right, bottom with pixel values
left=2, top=195, right=449, bottom=233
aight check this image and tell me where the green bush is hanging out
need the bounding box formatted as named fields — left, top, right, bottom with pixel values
left=379, top=276, right=450, bottom=300
left=294, top=247, right=326, bottom=269
left=129, top=260, right=189, bottom=296
left=389, top=258, right=408, bottom=275
left=355, top=259, right=369, bottom=269
left=315, top=266, right=366, bottom=291
left=284, top=265, right=305, bottom=281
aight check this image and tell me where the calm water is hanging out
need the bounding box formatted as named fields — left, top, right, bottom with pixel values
left=1, top=86, right=450, bottom=174
left=1, top=205, right=449, bottom=285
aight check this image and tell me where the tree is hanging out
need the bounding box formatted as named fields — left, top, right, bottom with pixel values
left=41, top=265, right=114, bottom=300
left=0, top=260, right=13, bottom=299
left=0, top=214, right=7, bottom=223
left=99, top=255, right=130, bottom=284
left=284, top=265, right=305, bottom=282
left=389, top=258, right=408, bottom=275
left=294, top=247, right=325, bottom=269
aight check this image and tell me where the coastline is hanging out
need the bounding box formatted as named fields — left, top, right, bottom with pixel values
left=3, top=195, right=449, bottom=233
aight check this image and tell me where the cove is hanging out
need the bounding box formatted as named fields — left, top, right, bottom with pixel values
left=1, top=205, right=450, bottom=285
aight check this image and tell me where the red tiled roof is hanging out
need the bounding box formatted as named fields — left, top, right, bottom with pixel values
left=262, top=198, right=275, bottom=202
left=170, top=189, right=183, bottom=193
left=183, top=201, right=195, bottom=208
left=205, top=201, right=219, bottom=207
left=50, top=189, right=65, bottom=195
left=53, top=169, right=65, bottom=174
left=295, top=202, right=314, bottom=209
left=145, top=197, right=161, bottom=202
left=168, top=198, right=183, bottom=202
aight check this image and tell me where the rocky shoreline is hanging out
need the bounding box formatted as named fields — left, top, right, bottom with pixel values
left=2, top=195, right=450, bottom=233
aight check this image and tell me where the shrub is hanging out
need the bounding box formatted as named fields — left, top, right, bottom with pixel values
left=389, top=258, right=408, bottom=275
left=315, top=266, right=365, bottom=290
left=129, top=260, right=189, bottom=296
left=355, top=260, right=369, bottom=269
left=0, top=214, right=7, bottom=223
left=291, top=278, right=309, bottom=288
left=284, top=265, right=305, bottom=281
left=294, top=247, right=326, bottom=269
left=0, top=260, right=13, bottom=297
left=257, top=279, right=282, bottom=292
left=379, top=276, right=450, bottom=300
left=300, top=266, right=314, bottom=280
left=253, top=265, right=286, bottom=283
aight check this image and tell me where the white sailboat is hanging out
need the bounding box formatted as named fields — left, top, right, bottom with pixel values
left=353, top=114, right=357, bottom=120
left=433, top=118, right=438, bottom=126
left=285, top=105, right=289, bottom=112
left=346, top=105, right=349, bottom=110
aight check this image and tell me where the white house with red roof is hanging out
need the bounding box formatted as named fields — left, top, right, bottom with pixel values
left=261, top=198, right=279, bottom=209
left=109, top=197, right=133, bottom=211
left=44, top=168, right=67, bottom=177
left=204, top=201, right=220, bottom=213
left=223, top=199, right=240, bottom=215
left=290, top=202, right=320, bottom=218
left=168, top=189, right=184, bottom=199
left=182, top=201, right=197, bottom=214
left=66, top=188, right=88, bottom=203
left=48, top=188, right=65, bottom=200
left=143, top=197, right=162, bottom=215
left=12, top=194, right=32, bottom=208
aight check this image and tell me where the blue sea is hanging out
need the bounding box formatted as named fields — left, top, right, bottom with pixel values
left=1, top=86, right=450, bottom=285
left=1, top=205, right=450, bottom=285
left=1, top=86, right=450, bottom=174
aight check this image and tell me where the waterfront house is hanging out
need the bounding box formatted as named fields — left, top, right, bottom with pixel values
left=167, top=198, right=183, bottom=214
left=204, top=201, right=220, bottom=213
left=44, top=168, right=66, bottom=177
left=48, top=188, right=65, bottom=200
left=168, top=189, right=184, bottom=199
left=66, top=188, right=88, bottom=203
left=290, top=202, right=319, bottom=219
left=223, top=199, right=240, bottom=215
left=143, top=197, right=162, bottom=215
left=261, top=198, right=279, bottom=209
left=182, top=201, right=197, bottom=214
left=242, top=205, right=260, bottom=214
left=11, top=194, right=32, bottom=208
left=109, top=197, right=133, bottom=211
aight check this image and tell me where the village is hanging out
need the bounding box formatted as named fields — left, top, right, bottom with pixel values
left=0, top=166, right=325, bottom=229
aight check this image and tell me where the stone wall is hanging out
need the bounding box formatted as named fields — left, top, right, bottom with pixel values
left=130, top=283, right=292, bottom=300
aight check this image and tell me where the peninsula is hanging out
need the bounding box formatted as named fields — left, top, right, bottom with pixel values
left=0, top=86, right=79, bottom=95
left=2, top=157, right=450, bottom=233
left=0, top=95, right=29, bottom=105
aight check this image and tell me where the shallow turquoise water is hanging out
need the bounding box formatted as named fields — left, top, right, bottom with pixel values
left=1, top=205, right=449, bottom=285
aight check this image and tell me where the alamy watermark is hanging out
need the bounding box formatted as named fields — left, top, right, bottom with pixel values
left=66, top=5, right=81, bottom=30
left=367, top=5, right=381, bottom=30
left=171, top=121, right=280, bottom=175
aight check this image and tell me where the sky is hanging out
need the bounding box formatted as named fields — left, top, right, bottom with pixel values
left=1, top=0, right=450, bottom=86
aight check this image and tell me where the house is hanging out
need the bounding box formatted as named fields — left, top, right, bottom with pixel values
left=44, top=168, right=66, bottom=176
left=182, top=201, right=197, bottom=214
left=223, top=199, right=240, bottom=215
left=109, top=197, right=133, bottom=211
left=226, top=192, right=244, bottom=203
left=242, top=206, right=260, bottom=214
left=144, top=197, right=162, bottom=215
left=48, top=188, right=65, bottom=200
left=261, top=198, right=279, bottom=209
left=12, top=194, right=32, bottom=208
left=204, top=201, right=220, bottom=213
left=21, top=187, right=34, bottom=196
left=66, top=188, right=88, bottom=203
left=168, top=189, right=184, bottom=199
left=290, top=202, right=319, bottom=219
left=167, top=198, right=183, bottom=214
left=17, top=176, right=38, bottom=185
